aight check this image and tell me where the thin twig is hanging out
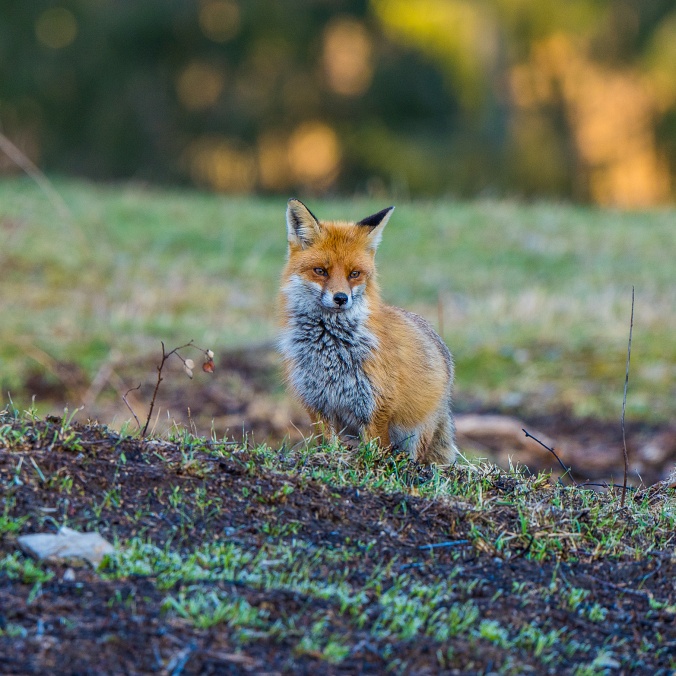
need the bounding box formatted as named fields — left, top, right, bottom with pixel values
left=578, top=481, right=637, bottom=492
left=522, top=429, right=638, bottom=492
left=0, top=132, right=72, bottom=222
left=522, top=428, right=576, bottom=485
left=621, top=286, right=635, bottom=508
left=143, top=341, right=169, bottom=436
left=121, top=339, right=214, bottom=437
left=122, top=384, right=142, bottom=430
left=142, top=340, right=198, bottom=436
left=638, top=558, right=662, bottom=587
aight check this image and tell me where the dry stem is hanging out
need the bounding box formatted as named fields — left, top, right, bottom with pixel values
left=0, top=132, right=72, bottom=222
left=122, top=384, right=142, bottom=430
left=522, top=428, right=576, bottom=485
left=620, top=286, right=635, bottom=507
left=122, top=339, right=213, bottom=437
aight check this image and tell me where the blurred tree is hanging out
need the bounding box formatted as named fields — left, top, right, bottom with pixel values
left=0, top=0, right=674, bottom=204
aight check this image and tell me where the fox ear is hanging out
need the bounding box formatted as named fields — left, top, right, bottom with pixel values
left=357, top=206, right=394, bottom=251
left=286, top=198, right=320, bottom=248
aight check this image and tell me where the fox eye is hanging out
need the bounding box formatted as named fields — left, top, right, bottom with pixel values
left=349, top=270, right=361, bottom=279
left=313, top=267, right=328, bottom=276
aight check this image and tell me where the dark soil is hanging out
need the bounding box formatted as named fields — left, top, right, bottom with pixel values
left=1, top=417, right=674, bottom=675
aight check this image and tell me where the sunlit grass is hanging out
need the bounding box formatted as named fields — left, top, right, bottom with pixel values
left=1, top=177, right=675, bottom=420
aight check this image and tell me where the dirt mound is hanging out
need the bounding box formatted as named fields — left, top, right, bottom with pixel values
left=1, top=415, right=674, bottom=674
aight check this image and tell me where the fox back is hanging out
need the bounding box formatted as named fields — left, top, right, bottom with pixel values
left=278, top=199, right=457, bottom=465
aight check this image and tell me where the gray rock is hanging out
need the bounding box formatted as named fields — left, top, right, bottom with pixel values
left=18, top=526, right=115, bottom=568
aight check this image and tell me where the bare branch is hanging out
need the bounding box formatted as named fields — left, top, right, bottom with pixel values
left=522, top=429, right=637, bottom=493
left=121, top=340, right=216, bottom=437
left=522, top=428, right=576, bottom=486
left=122, top=384, right=142, bottom=430
left=578, top=481, right=637, bottom=492
left=140, top=340, right=213, bottom=436
left=0, top=132, right=72, bottom=222
left=142, top=341, right=168, bottom=436
left=621, top=286, right=635, bottom=508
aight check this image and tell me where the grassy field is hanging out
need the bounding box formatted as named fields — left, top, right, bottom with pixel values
left=1, top=181, right=675, bottom=673
left=1, top=177, right=675, bottom=422
left=0, top=412, right=674, bottom=673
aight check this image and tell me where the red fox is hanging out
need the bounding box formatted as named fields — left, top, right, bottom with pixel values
left=278, top=199, right=458, bottom=465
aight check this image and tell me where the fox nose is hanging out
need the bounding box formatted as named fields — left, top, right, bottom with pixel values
left=333, top=292, right=349, bottom=307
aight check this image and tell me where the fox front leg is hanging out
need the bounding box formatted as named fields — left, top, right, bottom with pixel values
left=309, top=413, right=339, bottom=446
left=363, top=419, right=391, bottom=450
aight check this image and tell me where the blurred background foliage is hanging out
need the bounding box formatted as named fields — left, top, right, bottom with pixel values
left=1, top=0, right=676, bottom=205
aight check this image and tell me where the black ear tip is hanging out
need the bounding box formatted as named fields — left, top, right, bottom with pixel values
left=357, top=206, right=395, bottom=227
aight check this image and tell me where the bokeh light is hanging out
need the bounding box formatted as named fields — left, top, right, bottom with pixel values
left=287, top=122, right=342, bottom=189
left=187, top=137, right=256, bottom=192
left=257, top=131, right=290, bottom=191
left=35, top=8, right=78, bottom=50
left=510, top=34, right=670, bottom=207
left=3, top=1, right=676, bottom=203
left=176, top=62, right=226, bottom=111
left=322, top=17, right=374, bottom=96
left=198, top=0, right=241, bottom=43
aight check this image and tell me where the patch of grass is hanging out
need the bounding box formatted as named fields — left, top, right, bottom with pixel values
left=0, top=552, right=54, bottom=585
left=107, top=533, right=629, bottom=670
left=0, top=503, right=29, bottom=535
left=294, top=626, right=351, bottom=664
left=108, top=539, right=570, bottom=666
left=0, top=623, right=28, bottom=639
left=162, top=590, right=264, bottom=631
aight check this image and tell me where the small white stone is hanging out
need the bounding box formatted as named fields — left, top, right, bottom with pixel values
left=18, top=527, right=115, bottom=568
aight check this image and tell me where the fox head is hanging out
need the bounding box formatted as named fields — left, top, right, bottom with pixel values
left=282, top=198, right=394, bottom=316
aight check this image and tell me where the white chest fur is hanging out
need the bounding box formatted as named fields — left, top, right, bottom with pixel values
left=279, top=277, right=378, bottom=436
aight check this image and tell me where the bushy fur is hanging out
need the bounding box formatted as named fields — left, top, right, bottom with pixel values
left=278, top=199, right=457, bottom=465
